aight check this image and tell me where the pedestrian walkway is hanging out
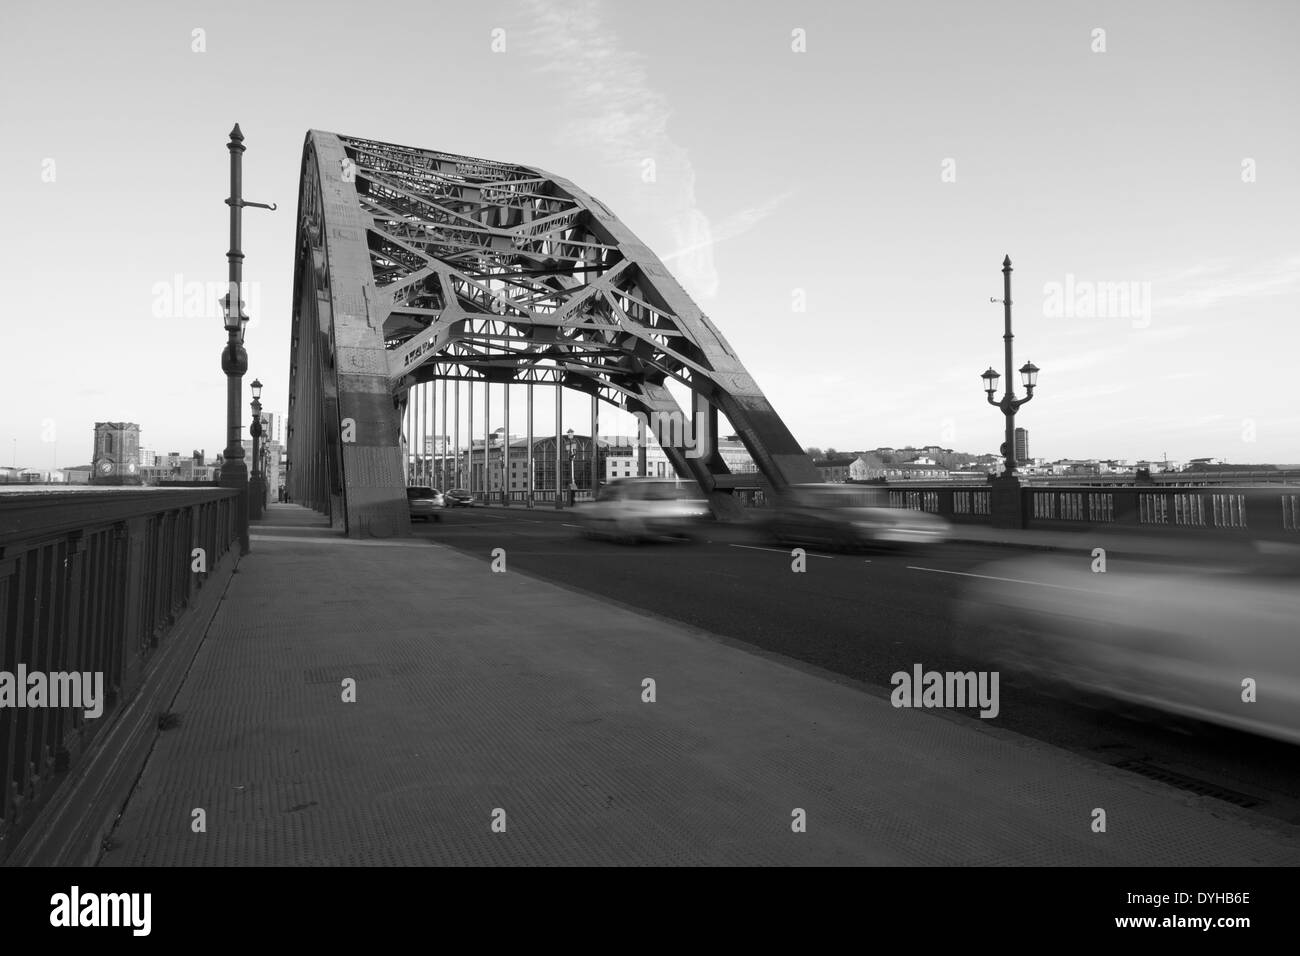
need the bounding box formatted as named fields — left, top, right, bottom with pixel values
left=100, top=505, right=1300, bottom=865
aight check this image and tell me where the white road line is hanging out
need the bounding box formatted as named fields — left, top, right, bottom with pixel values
left=906, top=565, right=1095, bottom=591
left=729, top=544, right=835, bottom=558
left=562, top=523, right=582, bottom=528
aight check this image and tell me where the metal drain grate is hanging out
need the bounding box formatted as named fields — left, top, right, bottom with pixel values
left=1112, top=758, right=1263, bottom=809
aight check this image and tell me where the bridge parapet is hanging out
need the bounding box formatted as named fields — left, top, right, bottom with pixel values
left=0, top=488, right=239, bottom=864
left=878, top=482, right=1300, bottom=544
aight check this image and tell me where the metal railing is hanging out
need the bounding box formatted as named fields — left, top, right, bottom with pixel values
left=502, top=490, right=596, bottom=504
left=883, top=482, right=1298, bottom=540
left=0, top=488, right=238, bottom=860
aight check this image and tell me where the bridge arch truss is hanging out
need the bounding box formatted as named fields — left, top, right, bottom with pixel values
left=287, top=131, right=816, bottom=535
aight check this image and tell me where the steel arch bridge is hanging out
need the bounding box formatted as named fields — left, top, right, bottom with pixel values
left=287, top=130, right=817, bottom=536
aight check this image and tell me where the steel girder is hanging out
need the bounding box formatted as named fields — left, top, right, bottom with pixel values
left=288, top=130, right=816, bottom=530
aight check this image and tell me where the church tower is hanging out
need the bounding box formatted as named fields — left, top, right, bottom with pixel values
left=91, top=422, right=143, bottom=485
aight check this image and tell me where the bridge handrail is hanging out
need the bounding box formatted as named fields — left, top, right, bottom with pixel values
left=0, top=488, right=238, bottom=862
left=866, top=481, right=1300, bottom=539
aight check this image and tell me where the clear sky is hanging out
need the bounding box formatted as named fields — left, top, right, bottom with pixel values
left=2, top=0, right=1297, bottom=469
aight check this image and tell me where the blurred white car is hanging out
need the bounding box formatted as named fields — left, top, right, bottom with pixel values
left=955, top=552, right=1300, bottom=744
left=770, top=484, right=950, bottom=551
left=406, top=486, right=444, bottom=522
left=577, top=477, right=710, bottom=543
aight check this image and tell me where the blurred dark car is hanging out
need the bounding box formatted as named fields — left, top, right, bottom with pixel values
left=577, top=477, right=710, bottom=543
left=769, top=483, right=950, bottom=550
left=443, top=488, right=475, bottom=507
left=955, top=548, right=1300, bottom=745
left=407, top=486, right=444, bottom=522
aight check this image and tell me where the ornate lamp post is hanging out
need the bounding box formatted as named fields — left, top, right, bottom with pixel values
left=219, top=123, right=275, bottom=555
left=981, top=255, right=1042, bottom=527
left=249, top=378, right=266, bottom=520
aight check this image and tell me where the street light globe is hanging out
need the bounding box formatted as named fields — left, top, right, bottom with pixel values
left=981, top=367, right=1000, bottom=394
left=251, top=378, right=263, bottom=400
left=1019, top=361, right=1039, bottom=389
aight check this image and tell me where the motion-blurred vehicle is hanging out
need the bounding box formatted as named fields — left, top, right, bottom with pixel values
left=955, top=550, right=1300, bottom=745
left=407, top=486, right=444, bottom=522
left=443, top=488, right=475, bottom=508
left=769, top=483, right=950, bottom=551
left=577, top=477, right=710, bottom=543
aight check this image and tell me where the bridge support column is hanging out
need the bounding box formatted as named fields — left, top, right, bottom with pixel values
left=554, top=385, right=563, bottom=509
left=526, top=384, right=534, bottom=508
left=590, top=393, right=599, bottom=497
left=638, top=416, right=647, bottom=478
left=502, top=384, right=510, bottom=506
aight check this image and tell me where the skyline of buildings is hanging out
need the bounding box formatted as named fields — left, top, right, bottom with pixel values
left=2, top=412, right=1295, bottom=488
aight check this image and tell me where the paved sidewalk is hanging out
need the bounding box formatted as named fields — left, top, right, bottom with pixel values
left=101, top=504, right=1300, bottom=865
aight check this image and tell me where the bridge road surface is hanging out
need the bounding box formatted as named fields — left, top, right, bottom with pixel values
left=419, top=506, right=1300, bottom=823
left=100, top=504, right=1300, bottom=866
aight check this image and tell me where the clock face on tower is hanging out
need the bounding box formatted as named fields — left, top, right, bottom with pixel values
left=127, top=462, right=137, bottom=474
left=98, top=460, right=114, bottom=475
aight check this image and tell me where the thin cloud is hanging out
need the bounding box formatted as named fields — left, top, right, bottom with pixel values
left=1150, top=254, right=1300, bottom=314
left=520, top=0, right=790, bottom=300
left=660, top=189, right=798, bottom=263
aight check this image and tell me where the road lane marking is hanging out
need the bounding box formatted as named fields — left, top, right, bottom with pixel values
left=906, top=565, right=1095, bottom=591
left=729, top=544, right=835, bottom=558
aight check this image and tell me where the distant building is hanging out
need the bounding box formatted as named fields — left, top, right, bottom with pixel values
left=1014, top=428, right=1029, bottom=464
left=848, top=454, right=950, bottom=481
left=1184, top=460, right=1276, bottom=473
left=849, top=453, right=886, bottom=481
left=261, top=412, right=282, bottom=444
left=90, top=422, right=143, bottom=485
left=813, top=455, right=856, bottom=482
left=605, top=439, right=672, bottom=481
left=0, top=466, right=39, bottom=484
left=434, top=432, right=758, bottom=496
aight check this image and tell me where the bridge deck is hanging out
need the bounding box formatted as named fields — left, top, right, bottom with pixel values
left=98, top=504, right=1300, bottom=865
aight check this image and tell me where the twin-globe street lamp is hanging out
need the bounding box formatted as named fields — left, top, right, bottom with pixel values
left=981, top=361, right=1039, bottom=476
left=249, top=378, right=266, bottom=520
left=219, top=123, right=276, bottom=555
left=980, top=255, right=1042, bottom=528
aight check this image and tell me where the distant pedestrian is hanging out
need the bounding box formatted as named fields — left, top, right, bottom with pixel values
left=278, top=484, right=285, bottom=502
